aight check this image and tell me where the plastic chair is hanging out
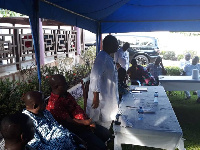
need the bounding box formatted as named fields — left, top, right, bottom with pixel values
left=81, top=76, right=90, bottom=112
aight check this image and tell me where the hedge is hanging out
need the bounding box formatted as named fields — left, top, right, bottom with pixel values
left=165, top=66, right=183, bottom=76
left=0, top=64, right=183, bottom=121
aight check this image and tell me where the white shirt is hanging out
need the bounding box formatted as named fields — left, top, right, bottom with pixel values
left=114, top=48, right=129, bottom=71
left=86, top=50, right=119, bottom=123
left=179, top=59, right=191, bottom=69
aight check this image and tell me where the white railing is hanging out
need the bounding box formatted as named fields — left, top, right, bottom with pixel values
left=0, top=26, right=78, bottom=70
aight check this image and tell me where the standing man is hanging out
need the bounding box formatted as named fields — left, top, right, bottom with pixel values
left=114, top=42, right=130, bottom=71
left=179, top=53, right=192, bottom=99
left=180, top=53, right=191, bottom=70
left=86, top=35, right=119, bottom=129
left=184, top=56, right=200, bottom=101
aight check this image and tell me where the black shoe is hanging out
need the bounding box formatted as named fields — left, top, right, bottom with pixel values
left=185, top=96, right=191, bottom=100
left=193, top=91, right=197, bottom=95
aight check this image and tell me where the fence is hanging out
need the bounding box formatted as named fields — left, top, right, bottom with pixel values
left=0, top=26, right=82, bottom=71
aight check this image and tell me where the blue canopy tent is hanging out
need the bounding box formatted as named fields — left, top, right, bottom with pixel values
left=1, top=0, right=200, bottom=88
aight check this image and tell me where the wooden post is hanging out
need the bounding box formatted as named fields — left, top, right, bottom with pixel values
left=53, top=30, right=57, bottom=60
left=9, top=28, right=13, bottom=64
left=81, top=29, right=85, bottom=51
left=13, top=29, right=21, bottom=70
left=100, top=34, right=102, bottom=50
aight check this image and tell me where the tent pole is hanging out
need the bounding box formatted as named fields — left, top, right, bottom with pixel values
left=95, top=33, right=99, bottom=56
left=39, top=18, right=45, bottom=66
left=96, top=22, right=101, bottom=55
left=29, top=0, right=42, bottom=91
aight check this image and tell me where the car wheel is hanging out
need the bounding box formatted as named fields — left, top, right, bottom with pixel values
left=134, top=55, right=149, bottom=65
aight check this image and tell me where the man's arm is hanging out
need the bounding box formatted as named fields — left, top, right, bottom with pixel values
left=160, top=61, right=167, bottom=75
left=114, top=51, right=118, bottom=63
left=183, top=65, right=188, bottom=76
left=66, top=116, right=92, bottom=126
left=118, top=52, right=126, bottom=67
left=28, top=134, right=55, bottom=150
left=65, top=94, right=93, bottom=126
left=146, top=64, right=151, bottom=72
left=92, top=92, right=100, bottom=109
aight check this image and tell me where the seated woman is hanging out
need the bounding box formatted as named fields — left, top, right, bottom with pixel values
left=127, top=59, right=156, bottom=86
left=147, top=56, right=167, bottom=85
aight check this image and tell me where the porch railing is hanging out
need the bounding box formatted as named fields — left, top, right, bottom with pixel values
left=0, top=26, right=79, bottom=70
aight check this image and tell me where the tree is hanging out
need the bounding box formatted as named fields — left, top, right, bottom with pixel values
left=0, top=8, right=25, bottom=17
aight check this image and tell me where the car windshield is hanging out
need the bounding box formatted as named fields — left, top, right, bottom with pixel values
left=133, top=37, right=157, bottom=46
left=116, top=35, right=158, bottom=47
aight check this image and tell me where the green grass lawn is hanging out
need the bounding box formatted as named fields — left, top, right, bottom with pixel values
left=167, top=91, right=200, bottom=150
left=77, top=91, right=200, bottom=150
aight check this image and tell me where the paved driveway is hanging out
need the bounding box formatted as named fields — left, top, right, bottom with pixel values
left=162, top=60, right=180, bottom=67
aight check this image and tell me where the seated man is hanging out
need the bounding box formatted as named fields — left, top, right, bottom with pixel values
left=147, top=56, right=167, bottom=85
left=127, top=58, right=156, bottom=86
left=116, top=63, right=128, bottom=100
left=184, top=56, right=200, bottom=102
left=22, top=91, right=80, bottom=150
left=46, top=74, right=111, bottom=150
left=0, top=113, right=35, bottom=150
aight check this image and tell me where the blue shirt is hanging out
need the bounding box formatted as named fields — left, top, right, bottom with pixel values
left=22, top=109, right=75, bottom=150
left=184, top=64, right=200, bottom=76
left=147, top=63, right=163, bottom=79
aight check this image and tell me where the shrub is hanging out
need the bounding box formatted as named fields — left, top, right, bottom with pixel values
left=0, top=58, right=92, bottom=121
left=160, top=51, right=166, bottom=56
left=177, top=54, right=184, bottom=61
left=165, top=66, right=183, bottom=76
left=0, top=79, right=30, bottom=120
left=163, top=51, right=176, bottom=60
left=81, top=46, right=96, bottom=68
left=183, top=50, right=197, bottom=58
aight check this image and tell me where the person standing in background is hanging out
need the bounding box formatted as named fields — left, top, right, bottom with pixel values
left=179, top=53, right=191, bottom=70
left=180, top=53, right=192, bottom=99
left=184, top=56, right=200, bottom=101
left=114, top=42, right=130, bottom=71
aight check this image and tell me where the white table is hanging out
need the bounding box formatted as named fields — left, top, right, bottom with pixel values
left=113, top=86, right=185, bottom=150
left=159, top=75, right=200, bottom=91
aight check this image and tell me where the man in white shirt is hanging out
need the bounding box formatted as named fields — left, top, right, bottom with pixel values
left=184, top=56, right=200, bottom=102
left=114, top=42, right=130, bottom=71
left=180, top=53, right=191, bottom=99
left=86, top=35, right=119, bottom=129
left=179, top=53, right=191, bottom=70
